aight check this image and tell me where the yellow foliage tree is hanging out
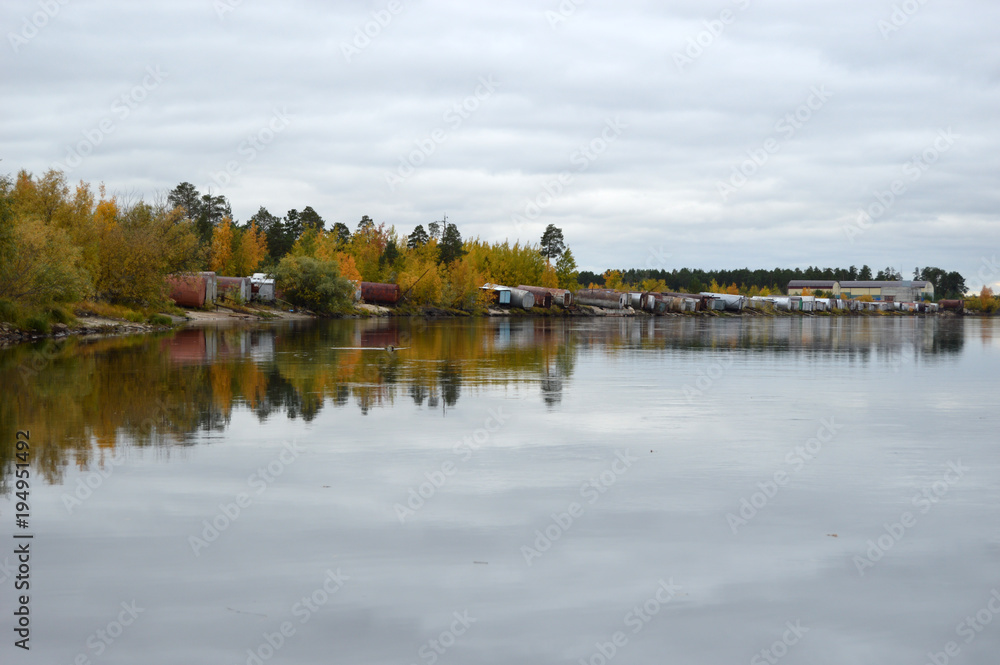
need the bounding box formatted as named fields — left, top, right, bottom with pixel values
left=603, top=269, right=624, bottom=290
left=708, top=278, right=721, bottom=293
left=540, top=264, right=559, bottom=289
left=727, top=282, right=740, bottom=295
left=801, top=287, right=814, bottom=296
left=210, top=217, right=235, bottom=272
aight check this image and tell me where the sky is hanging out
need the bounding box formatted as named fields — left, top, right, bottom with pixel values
left=2, top=0, right=999, bottom=285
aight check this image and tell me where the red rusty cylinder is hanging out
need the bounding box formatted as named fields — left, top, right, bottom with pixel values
left=166, top=274, right=207, bottom=308
left=360, top=281, right=401, bottom=304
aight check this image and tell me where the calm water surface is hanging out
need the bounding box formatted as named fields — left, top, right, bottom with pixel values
left=2, top=316, right=999, bottom=664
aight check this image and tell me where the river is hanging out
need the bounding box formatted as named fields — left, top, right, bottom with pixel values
left=2, top=316, right=998, bottom=664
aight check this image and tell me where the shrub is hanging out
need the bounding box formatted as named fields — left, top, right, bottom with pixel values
left=0, top=299, right=18, bottom=324
left=147, top=313, right=173, bottom=326
left=273, top=255, right=355, bottom=315
left=24, top=314, right=51, bottom=334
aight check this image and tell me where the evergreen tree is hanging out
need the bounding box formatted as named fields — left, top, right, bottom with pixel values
left=539, top=224, right=566, bottom=263
left=407, top=224, right=429, bottom=249
left=438, top=223, right=465, bottom=265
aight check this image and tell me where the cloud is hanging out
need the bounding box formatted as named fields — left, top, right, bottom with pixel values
left=1, top=0, right=997, bottom=277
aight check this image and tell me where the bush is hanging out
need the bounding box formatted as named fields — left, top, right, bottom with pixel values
left=0, top=299, right=18, bottom=324
left=273, top=255, right=356, bottom=315
left=48, top=305, right=75, bottom=325
left=24, top=314, right=51, bottom=334
left=124, top=310, right=144, bottom=323
left=147, top=313, right=173, bottom=326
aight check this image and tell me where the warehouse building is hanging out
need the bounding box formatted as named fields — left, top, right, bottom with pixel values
left=787, top=280, right=840, bottom=296
left=839, top=280, right=933, bottom=301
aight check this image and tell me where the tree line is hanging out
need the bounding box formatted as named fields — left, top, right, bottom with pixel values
left=578, top=265, right=968, bottom=300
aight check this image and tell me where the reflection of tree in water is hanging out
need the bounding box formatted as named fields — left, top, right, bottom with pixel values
left=440, top=362, right=461, bottom=408
left=12, top=316, right=969, bottom=489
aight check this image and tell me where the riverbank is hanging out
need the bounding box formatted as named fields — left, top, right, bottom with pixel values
left=0, top=300, right=975, bottom=347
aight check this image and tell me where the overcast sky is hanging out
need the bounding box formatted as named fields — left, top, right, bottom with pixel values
left=3, top=0, right=999, bottom=283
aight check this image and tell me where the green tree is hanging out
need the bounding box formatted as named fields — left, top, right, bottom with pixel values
left=249, top=206, right=285, bottom=261
left=427, top=220, right=442, bottom=240
left=555, top=247, right=579, bottom=290
left=539, top=224, right=566, bottom=264
left=299, top=206, right=325, bottom=232
left=195, top=192, right=232, bottom=243
left=331, top=222, right=351, bottom=246
left=273, top=255, right=355, bottom=315
left=438, top=223, right=465, bottom=265
left=408, top=224, right=429, bottom=249
left=167, top=182, right=201, bottom=220
left=858, top=265, right=873, bottom=280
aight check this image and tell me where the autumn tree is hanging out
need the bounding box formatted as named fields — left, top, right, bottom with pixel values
left=555, top=248, right=579, bottom=290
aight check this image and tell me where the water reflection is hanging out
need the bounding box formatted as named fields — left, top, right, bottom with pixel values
left=1, top=316, right=969, bottom=489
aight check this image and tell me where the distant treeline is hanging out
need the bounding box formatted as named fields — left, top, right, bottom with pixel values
left=578, top=265, right=968, bottom=300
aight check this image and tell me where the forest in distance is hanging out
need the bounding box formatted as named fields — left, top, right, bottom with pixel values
left=0, top=169, right=978, bottom=331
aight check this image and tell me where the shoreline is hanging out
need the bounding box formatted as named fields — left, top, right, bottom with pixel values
left=0, top=302, right=981, bottom=348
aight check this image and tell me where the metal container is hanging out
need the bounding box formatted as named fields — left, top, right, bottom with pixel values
left=217, top=276, right=251, bottom=302
left=360, top=281, right=401, bottom=304
left=576, top=289, right=627, bottom=309
left=516, top=285, right=553, bottom=308
left=481, top=284, right=512, bottom=306
left=197, top=271, right=217, bottom=304
left=166, top=274, right=207, bottom=308
left=508, top=287, right=536, bottom=309
left=939, top=299, right=963, bottom=311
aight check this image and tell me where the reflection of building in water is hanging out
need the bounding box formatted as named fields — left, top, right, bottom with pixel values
left=164, top=327, right=277, bottom=364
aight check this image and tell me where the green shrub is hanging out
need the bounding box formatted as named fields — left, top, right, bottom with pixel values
left=124, top=310, right=144, bottom=323
left=24, top=314, right=51, bottom=334
left=48, top=305, right=75, bottom=325
left=0, top=299, right=18, bottom=324
left=147, top=313, right=172, bottom=326
left=274, top=255, right=355, bottom=315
